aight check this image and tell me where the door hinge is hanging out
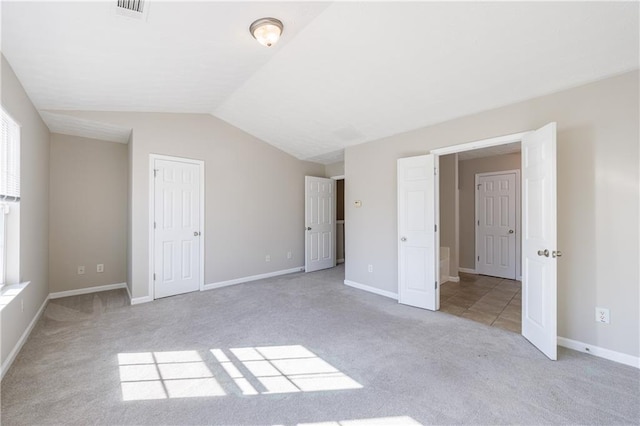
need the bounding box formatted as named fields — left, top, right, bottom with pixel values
left=477, top=220, right=480, bottom=226
left=435, top=281, right=438, bottom=289
left=154, top=221, right=156, bottom=229
left=153, top=169, right=159, bottom=178
left=434, top=168, right=438, bottom=175
left=435, top=224, right=437, bottom=232
left=153, top=273, right=156, bottom=281
left=477, top=256, right=480, bottom=261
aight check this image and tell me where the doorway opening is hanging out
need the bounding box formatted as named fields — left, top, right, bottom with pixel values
left=437, top=147, right=522, bottom=333
left=335, top=177, right=345, bottom=265
left=398, top=123, right=559, bottom=360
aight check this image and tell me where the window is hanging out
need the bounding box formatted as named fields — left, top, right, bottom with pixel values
left=0, top=107, right=20, bottom=286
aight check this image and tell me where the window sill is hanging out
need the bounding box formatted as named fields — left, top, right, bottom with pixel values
left=0, top=281, right=31, bottom=311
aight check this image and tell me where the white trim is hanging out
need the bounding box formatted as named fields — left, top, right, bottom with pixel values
left=431, top=131, right=529, bottom=156
left=337, top=259, right=345, bottom=264
left=149, top=154, right=205, bottom=301
left=459, top=268, right=477, bottom=274
left=330, top=175, right=345, bottom=180
left=475, top=169, right=521, bottom=280
left=203, top=267, right=304, bottom=291
left=131, top=296, right=153, bottom=305
left=120, top=283, right=149, bottom=305
left=49, top=283, right=127, bottom=299
left=344, top=280, right=398, bottom=300
left=1, top=294, right=48, bottom=380
left=558, top=337, right=640, bottom=369
left=447, top=276, right=460, bottom=282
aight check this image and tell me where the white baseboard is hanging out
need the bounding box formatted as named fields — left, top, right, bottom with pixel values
left=204, top=267, right=304, bottom=291
left=343, top=280, right=398, bottom=300
left=123, top=285, right=152, bottom=305
left=448, top=276, right=460, bottom=282
left=337, top=259, right=345, bottom=264
left=459, top=268, right=477, bottom=274
left=1, top=295, right=49, bottom=380
left=49, top=282, right=127, bottom=300
left=130, top=296, right=153, bottom=305
left=558, top=337, right=639, bottom=369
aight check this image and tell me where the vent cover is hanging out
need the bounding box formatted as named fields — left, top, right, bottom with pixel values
left=117, top=0, right=144, bottom=14
left=115, top=0, right=149, bottom=21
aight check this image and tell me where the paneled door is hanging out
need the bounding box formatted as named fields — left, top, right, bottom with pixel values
left=305, top=176, right=336, bottom=272
left=153, top=157, right=203, bottom=299
left=522, top=122, right=558, bottom=360
left=476, top=171, right=518, bottom=279
left=397, top=154, right=438, bottom=311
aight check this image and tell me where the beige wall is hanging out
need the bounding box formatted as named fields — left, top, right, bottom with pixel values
left=325, top=161, right=345, bottom=178
left=49, top=134, right=128, bottom=293
left=0, top=55, right=50, bottom=367
left=459, top=153, right=521, bottom=270
left=345, top=71, right=639, bottom=358
left=439, top=154, right=458, bottom=277
left=46, top=112, right=324, bottom=301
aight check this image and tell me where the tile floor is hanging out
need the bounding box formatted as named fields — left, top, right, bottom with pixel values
left=440, top=272, right=521, bottom=333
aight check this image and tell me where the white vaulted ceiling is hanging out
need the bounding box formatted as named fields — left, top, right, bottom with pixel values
left=2, top=1, right=638, bottom=163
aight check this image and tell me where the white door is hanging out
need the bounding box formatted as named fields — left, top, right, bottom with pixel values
left=397, top=155, right=438, bottom=311
left=476, top=171, right=518, bottom=279
left=153, top=158, right=202, bottom=299
left=522, top=122, right=558, bottom=360
left=305, top=176, right=336, bottom=272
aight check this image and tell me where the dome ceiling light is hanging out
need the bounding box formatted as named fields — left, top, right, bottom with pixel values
left=250, top=17, right=284, bottom=47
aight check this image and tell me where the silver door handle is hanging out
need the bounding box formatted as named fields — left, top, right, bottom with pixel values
left=306, top=227, right=312, bottom=231
left=194, top=231, right=201, bottom=236
left=537, top=249, right=549, bottom=257
left=400, top=237, right=407, bottom=242
left=508, top=229, right=514, bottom=234
left=553, top=250, right=562, bottom=258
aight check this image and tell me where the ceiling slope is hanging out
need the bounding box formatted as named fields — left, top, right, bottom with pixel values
left=2, top=2, right=638, bottom=163
left=214, top=2, right=639, bottom=163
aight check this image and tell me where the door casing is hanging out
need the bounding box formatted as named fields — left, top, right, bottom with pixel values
left=430, top=129, right=557, bottom=360
left=148, top=154, right=205, bottom=300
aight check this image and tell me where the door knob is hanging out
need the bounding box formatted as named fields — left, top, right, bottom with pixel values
left=400, top=237, right=407, bottom=242
left=537, top=249, right=549, bottom=257
left=306, top=227, right=312, bottom=231
left=553, top=250, right=563, bottom=258
left=508, top=229, right=514, bottom=234
left=193, top=231, right=201, bottom=236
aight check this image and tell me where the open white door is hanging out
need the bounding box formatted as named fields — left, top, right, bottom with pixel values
left=305, top=176, right=336, bottom=272
left=397, top=155, right=438, bottom=311
left=522, top=122, right=558, bottom=360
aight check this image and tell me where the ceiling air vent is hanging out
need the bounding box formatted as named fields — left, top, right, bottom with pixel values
left=115, top=0, right=149, bottom=21
left=118, top=0, right=144, bottom=13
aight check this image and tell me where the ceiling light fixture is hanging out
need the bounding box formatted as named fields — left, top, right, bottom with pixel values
left=250, top=17, right=283, bottom=47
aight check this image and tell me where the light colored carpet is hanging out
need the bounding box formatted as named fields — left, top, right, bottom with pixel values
left=1, top=265, right=638, bottom=425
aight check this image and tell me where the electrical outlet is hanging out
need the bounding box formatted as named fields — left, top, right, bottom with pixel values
left=595, top=307, right=610, bottom=323
left=265, top=255, right=271, bottom=262
left=97, top=264, right=104, bottom=273
left=77, top=266, right=85, bottom=275
left=287, top=251, right=292, bottom=259
left=368, top=264, right=373, bottom=273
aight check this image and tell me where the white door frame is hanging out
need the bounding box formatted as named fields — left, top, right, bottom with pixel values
left=475, top=169, right=521, bottom=280
left=148, top=154, right=205, bottom=300
left=430, top=130, right=557, bottom=352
